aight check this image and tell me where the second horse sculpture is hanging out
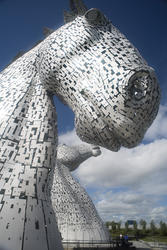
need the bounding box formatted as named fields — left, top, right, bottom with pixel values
left=52, top=144, right=110, bottom=243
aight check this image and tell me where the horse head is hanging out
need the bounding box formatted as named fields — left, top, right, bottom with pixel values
left=57, top=144, right=101, bottom=171
left=38, top=0, right=160, bottom=151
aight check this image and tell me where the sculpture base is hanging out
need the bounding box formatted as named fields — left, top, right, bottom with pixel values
left=63, top=241, right=113, bottom=250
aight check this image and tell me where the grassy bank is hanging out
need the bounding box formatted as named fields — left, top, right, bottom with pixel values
left=142, top=236, right=167, bottom=244
left=110, top=233, right=167, bottom=244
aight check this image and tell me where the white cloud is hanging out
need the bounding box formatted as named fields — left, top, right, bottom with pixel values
left=59, top=129, right=81, bottom=145
left=96, top=191, right=167, bottom=224
left=76, top=139, right=167, bottom=190
left=144, top=104, right=167, bottom=141
left=96, top=192, right=153, bottom=222
left=150, top=206, right=167, bottom=222
left=58, top=115, right=167, bottom=223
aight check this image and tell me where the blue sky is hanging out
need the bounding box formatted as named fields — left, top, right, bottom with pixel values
left=0, top=0, right=167, bottom=224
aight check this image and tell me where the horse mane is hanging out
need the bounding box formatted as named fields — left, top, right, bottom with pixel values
left=64, top=0, right=88, bottom=23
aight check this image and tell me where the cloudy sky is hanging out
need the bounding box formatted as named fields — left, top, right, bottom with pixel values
left=0, top=0, right=167, bottom=224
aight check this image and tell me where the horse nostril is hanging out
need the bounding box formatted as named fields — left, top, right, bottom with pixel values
left=127, top=69, right=157, bottom=104
left=130, top=86, right=144, bottom=100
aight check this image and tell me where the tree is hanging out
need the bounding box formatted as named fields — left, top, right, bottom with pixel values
left=133, top=220, right=139, bottom=237
left=140, top=219, right=147, bottom=234
left=159, top=221, right=167, bottom=236
left=117, top=221, right=121, bottom=231
left=111, top=221, right=116, bottom=231
left=125, top=221, right=129, bottom=233
left=133, top=221, right=138, bottom=230
left=105, top=221, right=111, bottom=228
left=150, top=220, right=156, bottom=235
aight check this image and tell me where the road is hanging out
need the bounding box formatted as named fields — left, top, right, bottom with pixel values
left=131, top=240, right=151, bottom=249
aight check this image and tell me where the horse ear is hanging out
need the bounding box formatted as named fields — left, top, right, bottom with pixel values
left=84, top=8, right=108, bottom=25
left=70, top=0, right=88, bottom=15
left=64, top=10, right=76, bottom=23
left=64, top=0, right=88, bottom=23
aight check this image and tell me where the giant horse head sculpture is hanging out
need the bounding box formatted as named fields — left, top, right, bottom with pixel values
left=38, top=0, right=160, bottom=151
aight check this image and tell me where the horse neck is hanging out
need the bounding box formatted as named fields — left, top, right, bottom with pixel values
left=0, top=48, right=38, bottom=126
left=0, top=49, right=58, bottom=168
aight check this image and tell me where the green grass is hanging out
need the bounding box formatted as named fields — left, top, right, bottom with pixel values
left=142, top=236, right=167, bottom=244
left=110, top=233, right=167, bottom=244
